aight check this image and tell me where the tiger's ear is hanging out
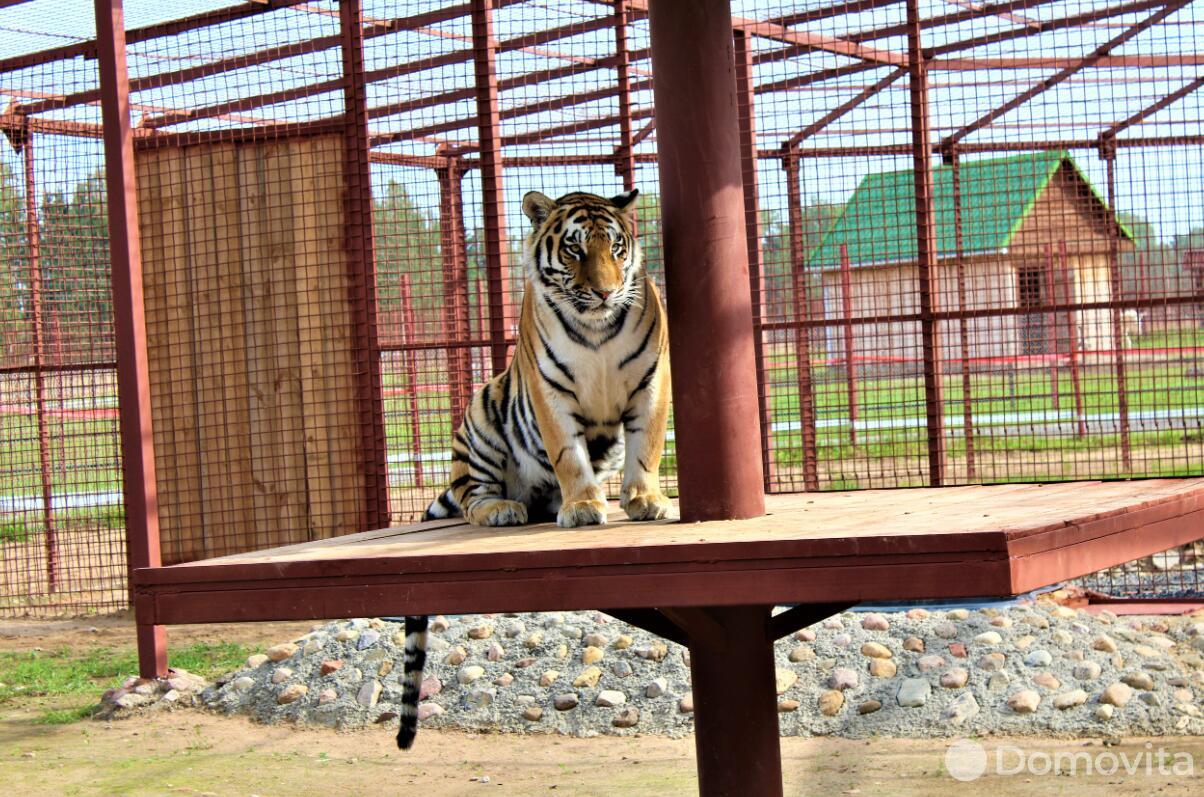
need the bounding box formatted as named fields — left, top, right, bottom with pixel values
left=610, top=188, right=639, bottom=213
left=522, top=191, right=556, bottom=226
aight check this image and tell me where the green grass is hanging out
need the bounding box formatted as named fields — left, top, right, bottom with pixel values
left=0, top=641, right=251, bottom=724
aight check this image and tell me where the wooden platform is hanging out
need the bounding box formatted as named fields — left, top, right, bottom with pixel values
left=134, top=479, right=1204, bottom=625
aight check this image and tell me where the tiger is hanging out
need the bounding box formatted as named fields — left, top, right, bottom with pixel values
left=396, top=188, right=671, bottom=750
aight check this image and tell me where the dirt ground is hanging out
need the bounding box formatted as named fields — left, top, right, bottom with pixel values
left=2, top=617, right=1203, bottom=796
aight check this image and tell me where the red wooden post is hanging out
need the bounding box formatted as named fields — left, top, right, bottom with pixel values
left=399, top=275, right=424, bottom=490
left=339, top=0, right=391, bottom=530
left=734, top=29, right=774, bottom=491
left=906, top=0, right=946, bottom=485
left=1060, top=241, right=1088, bottom=438
left=648, top=0, right=765, bottom=524
left=839, top=243, right=858, bottom=446
left=471, top=0, right=516, bottom=375
left=94, top=0, right=166, bottom=678
left=785, top=153, right=820, bottom=491
left=19, top=124, right=59, bottom=591
left=438, top=156, right=473, bottom=430
left=648, top=1, right=772, bottom=793
left=1102, top=144, right=1132, bottom=469
left=1044, top=244, right=1061, bottom=411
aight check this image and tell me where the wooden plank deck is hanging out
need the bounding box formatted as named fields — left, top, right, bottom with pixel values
left=134, top=479, right=1204, bottom=625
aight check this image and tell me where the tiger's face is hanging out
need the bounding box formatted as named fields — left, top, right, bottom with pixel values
left=521, top=189, right=641, bottom=323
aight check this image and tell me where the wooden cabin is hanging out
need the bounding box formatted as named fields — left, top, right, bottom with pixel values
left=807, top=151, right=1135, bottom=375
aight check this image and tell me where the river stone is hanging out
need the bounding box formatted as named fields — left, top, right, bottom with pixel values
left=794, top=628, right=817, bottom=642
left=320, top=660, right=343, bottom=676
left=1053, top=689, right=1089, bottom=709
left=861, top=642, right=892, bottom=659
left=637, top=642, right=669, bottom=662
left=1096, top=704, right=1115, bottom=721
left=679, top=693, right=694, bottom=713
left=467, top=624, right=494, bottom=640
left=917, top=655, right=945, bottom=673
left=860, top=613, right=889, bottom=631
left=1093, top=635, right=1119, bottom=653
left=977, top=653, right=1007, bottom=672
left=828, top=667, right=859, bottom=690
left=613, top=634, right=633, bottom=650
left=612, top=707, right=640, bottom=728
left=988, top=671, right=1012, bottom=691
left=1007, top=690, right=1040, bottom=714
left=420, top=676, right=442, bottom=699
left=1121, top=672, right=1155, bottom=690
left=789, top=645, right=815, bottom=663
left=611, top=660, right=634, bottom=678
left=778, top=699, right=800, bottom=713
left=266, top=643, right=298, bottom=663
left=232, top=676, right=255, bottom=692
left=317, top=687, right=337, bottom=706
left=933, top=622, right=958, bottom=639
left=457, top=665, right=485, bottom=685
left=523, top=632, right=544, bottom=649
left=573, top=667, right=603, bottom=688
left=858, top=699, right=882, bottom=715
left=1100, top=682, right=1134, bottom=707
left=869, top=659, right=897, bottom=678
left=277, top=684, right=307, bottom=704
left=417, top=703, right=444, bottom=721
left=1033, top=672, right=1061, bottom=690
left=775, top=668, right=799, bottom=694
left=493, top=673, right=513, bottom=687
left=584, top=632, right=608, bottom=648
left=270, top=667, right=293, bottom=685
left=1073, top=661, right=1102, bottom=681
left=522, top=706, right=543, bottom=721
left=356, top=630, right=380, bottom=650
left=903, top=637, right=925, bottom=653
left=974, top=631, right=1003, bottom=646
left=818, top=690, right=844, bottom=716
left=553, top=693, right=579, bottom=711
left=357, top=680, right=382, bottom=708
left=944, top=692, right=980, bottom=726
left=940, top=668, right=968, bottom=689
left=487, top=643, right=505, bottom=662
left=445, top=647, right=467, bottom=666
left=581, top=646, right=604, bottom=665
left=596, top=690, right=626, bottom=708
left=539, top=670, right=560, bottom=687
left=896, top=678, right=930, bottom=708
left=1024, top=650, right=1053, bottom=667
left=948, top=609, right=969, bottom=620
left=646, top=678, right=668, bottom=698
left=246, top=654, right=269, bottom=669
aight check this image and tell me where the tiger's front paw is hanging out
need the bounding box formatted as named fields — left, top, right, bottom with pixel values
left=621, top=490, right=671, bottom=521
left=557, top=499, right=607, bottom=528
left=467, top=499, right=528, bottom=527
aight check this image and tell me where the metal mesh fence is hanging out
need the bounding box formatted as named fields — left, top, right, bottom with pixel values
left=1, top=0, right=1202, bottom=614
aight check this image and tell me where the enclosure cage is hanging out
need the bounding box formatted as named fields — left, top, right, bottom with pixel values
left=1, top=0, right=1203, bottom=616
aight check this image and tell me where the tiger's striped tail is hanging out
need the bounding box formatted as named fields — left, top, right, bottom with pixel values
left=422, top=488, right=460, bottom=521
left=396, top=614, right=429, bottom=750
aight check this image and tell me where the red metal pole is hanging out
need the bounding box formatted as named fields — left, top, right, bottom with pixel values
left=20, top=125, right=59, bottom=592
left=1102, top=144, right=1132, bottom=469
left=612, top=0, right=637, bottom=193
left=340, top=0, right=390, bottom=530
left=438, top=157, right=474, bottom=430
left=948, top=151, right=975, bottom=479
left=94, top=0, right=165, bottom=678
left=785, top=154, right=820, bottom=491
left=474, top=277, right=488, bottom=384
left=471, top=0, right=516, bottom=375
left=734, top=29, right=774, bottom=492
left=1044, top=244, right=1061, bottom=411
left=399, top=275, right=424, bottom=490
left=648, top=0, right=765, bottom=524
left=1060, top=241, right=1087, bottom=438
left=906, top=0, right=946, bottom=486
left=839, top=243, right=858, bottom=446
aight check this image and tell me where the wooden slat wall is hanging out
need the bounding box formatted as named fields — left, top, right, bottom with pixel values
left=136, top=133, right=372, bottom=565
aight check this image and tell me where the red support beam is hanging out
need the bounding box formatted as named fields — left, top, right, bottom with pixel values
left=340, top=0, right=391, bottom=531
left=1101, top=73, right=1204, bottom=142
left=783, top=67, right=906, bottom=150
left=734, top=29, right=774, bottom=493
left=472, top=0, right=515, bottom=375
left=94, top=0, right=165, bottom=679
left=906, top=0, right=946, bottom=486
left=648, top=0, right=766, bottom=523
left=948, top=152, right=976, bottom=480
left=438, top=157, right=474, bottom=430
left=19, top=125, right=59, bottom=592
left=1102, top=144, right=1133, bottom=471
left=399, top=275, right=425, bottom=490
left=613, top=0, right=637, bottom=189
left=784, top=154, right=820, bottom=492
left=839, top=244, right=859, bottom=447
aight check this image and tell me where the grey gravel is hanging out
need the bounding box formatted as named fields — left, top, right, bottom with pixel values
left=199, top=605, right=1204, bottom=739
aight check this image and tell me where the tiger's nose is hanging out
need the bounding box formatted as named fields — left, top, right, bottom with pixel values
left=593, top=289, right=612, bottom=300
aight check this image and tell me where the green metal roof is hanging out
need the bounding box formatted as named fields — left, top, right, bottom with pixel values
left=806, top=151, right=1131, bottom=270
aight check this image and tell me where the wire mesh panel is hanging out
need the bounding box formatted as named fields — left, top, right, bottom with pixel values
left=2, top=0, right=1204, bottom=613
left=1, top=1, right=127, bottom=615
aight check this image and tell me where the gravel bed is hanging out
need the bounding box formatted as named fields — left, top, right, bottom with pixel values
left=196, top=602, right=1204, bottom=739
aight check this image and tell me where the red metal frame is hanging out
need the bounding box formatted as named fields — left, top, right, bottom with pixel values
left=906, top=0, right=946, bottom=486
left=340, top=0, right=391, bottom=532
left=437, top=156, right=475, bottom=430
left=784, top=153, right=820, bottom=492
left=93, top=0, right=165, bottom=678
